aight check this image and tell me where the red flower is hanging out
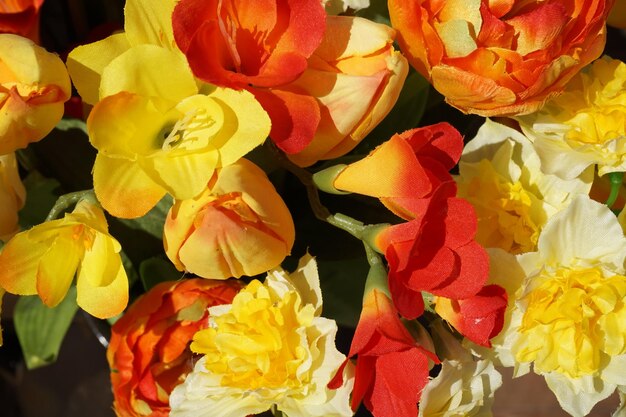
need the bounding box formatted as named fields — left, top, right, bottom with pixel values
left=331, top=288, right=438, bottom=417
left=435, top=284, right=508, bottom=347
left=0, top=0, right=44, bottom=42
left=172, top=0, right=326, bottom=154
left=107, top=278, right=241, bottom=417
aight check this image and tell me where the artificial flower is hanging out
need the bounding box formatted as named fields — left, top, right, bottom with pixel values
left=172, top=0, right=327, bottom=153
left=388, top=0, right=614, bottom=116
left=0, top=33, right=71, bottom=154
left=66, top=0, right=179, bottom=105
left=516, top=56, right=626, bottom=179
left=108, top=278, right=242, bottom=417
left=164, top=159, right=295, bottom=280
left=286, top=16, right=408, bottom=166
left=0, top=197, right=128, bottom=318
left=419, top=319, right=502, bottom=417
left=456, top=118, right=592, bottom=254
left=333, top=122, right=463, bottom=219
left=332, top=285, right=437, bottom=417
left=0, top=0, right=44, bottom=41
left=490, top=195, right=626, bottom=417
left=169, top=255, right=354, bottom=417
left=86, top=46, right=270, bottom=219
left=608, top=0, right=626, bottom=28
left=0, top=153, right=26, bottom=242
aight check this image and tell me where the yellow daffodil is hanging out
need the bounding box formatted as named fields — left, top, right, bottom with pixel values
left=516, top=57, right=626, bottom=179
left=0, top=197, right=128, bottom=319
left=487, top=195, right=626, bottom=417
left=0, top=33, right=71, bottom=154
left=0, top=153, right=25, bottom=242
left=169, top=255, right=354, bottom=417
left=456, top=119, right=592, bottom=254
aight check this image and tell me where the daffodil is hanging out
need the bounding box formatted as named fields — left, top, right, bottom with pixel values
left=456, top=119, right=592, bottom=254
left=0, top=197, right=128, bottom=319
left=169, top=255, right=354, bottom=417
left=487, top=195, right=626, bottom=417
left=516, top=57, right=626, bottom=179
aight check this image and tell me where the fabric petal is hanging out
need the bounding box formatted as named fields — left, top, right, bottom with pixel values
left=124, top=0, right=177, bottom=49
left=36, top=233, right=81, bottom=307
left=0, top=231, right=47, bottom=294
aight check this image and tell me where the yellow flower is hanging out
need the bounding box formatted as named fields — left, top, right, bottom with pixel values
left=0, top=197, right=128, bottom=319
left=488, top=195, right=626, bottom=417
left=164, top=159, right=295, bottom=280
left=457, top=119, right=591, bottom=254
left=0, top=33, right=71, bottom=154
left=0, top=153, right=25, bottom=242
left=169, top=255, right=353, bottom=417
left=516, top=57, right=626, bottom=179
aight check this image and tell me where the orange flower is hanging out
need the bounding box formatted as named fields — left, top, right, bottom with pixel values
left=164, top=159, right=295, bottom=279
left=0, top=33, right=71, bottom=154
left=0, top=0, right=44, bottom=42
left=0, top=153, right=25, bottom=242
left=108, top=278, right=241, bottom=417
left=388, top=0, right=614, bottom=116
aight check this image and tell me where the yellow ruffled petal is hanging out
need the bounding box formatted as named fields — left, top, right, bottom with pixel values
left=93, top=153, right=166, bottom=218
left=66, top=33, right=130, bottom=105
left=0, top=231, right=47, bottom=294
left=147, top=150, right=219, bottom=200
left=36, top=232, right=81, bottom=307
left=99, top=45, right=197, bottom=102
left=124, top=0, right=177, bottom=50
left=76, top=233, right=128, bottom=318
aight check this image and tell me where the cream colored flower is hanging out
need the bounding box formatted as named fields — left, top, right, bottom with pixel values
left=169, top=255, right=353, bottom=417
left=516, top=57, right=626, bottom=179
left=457, top=119, right=591, bottom=254
left=487, top=195, right=626, bottom=417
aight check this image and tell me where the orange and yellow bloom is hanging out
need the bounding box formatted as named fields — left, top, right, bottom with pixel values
left=0, top=152, right=25, bottom=242
left=164, top=159, right=295, bottom=280
left=0, top=197, right=128, bottom=318
left=0, top=33, right=71, bottom=154
left=389, top=0, right=614, bottom=116
left=108, top=278, right=241, bottom=417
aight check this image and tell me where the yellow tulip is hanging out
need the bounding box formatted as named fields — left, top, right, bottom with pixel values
left=0, top=34, right=70, bottom=154
left=0, top=198, right=128, bottom=319
left=164, top=159, right=295, bottom=280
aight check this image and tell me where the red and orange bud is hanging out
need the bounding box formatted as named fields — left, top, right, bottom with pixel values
left=389, top=0, right=614, bottom=116
left=108, top=278, right=242, bottom=417
left=0, top=0, right=44, bottom=42
left=164, top=159, right=295, bottom=279
left=0, top=33, right=71, bottom=154
left=0, top=153, right=25, bottom=242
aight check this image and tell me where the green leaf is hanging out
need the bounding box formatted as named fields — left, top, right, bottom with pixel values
left=356, top=0, right=390, bottom=25
left=317, top=256, right=368, bottom=328
left=139, top=256, right=183, bottom=291
left=116, top=195, right=173, bottom=240
left=19, top=172, right=62, bottom=229
left=14, top=287, right=79, bottom=369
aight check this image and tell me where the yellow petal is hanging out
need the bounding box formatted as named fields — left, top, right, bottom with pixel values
left=66, top=33, right=130, bottom=105
left=124, top=0, right=177, bottom=50
left=76, top=233, right=128, bottom=318
left=147, top=150, right=219, bottom=200
left=99, top=45, right=197, bottom=102
left=36, top=231, right=81, bottom=307
left=0, top=230, right=46, bottom=294
left=93, top=153, right=166, bottom=218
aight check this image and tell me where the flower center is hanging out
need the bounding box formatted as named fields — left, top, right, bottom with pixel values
left=515, top=267, right=626, bottom=378
left=191, top=280, right=314, bottom=392
left=459, top=159, right=540, bottom=253
left=160, top=108, right=215, bottom=152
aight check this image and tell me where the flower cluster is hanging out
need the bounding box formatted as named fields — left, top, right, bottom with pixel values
left=0, top=1, right=624, bottom=417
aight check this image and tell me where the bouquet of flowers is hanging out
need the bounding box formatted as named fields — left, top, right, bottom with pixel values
left=1, top=0, right=625, bottom=416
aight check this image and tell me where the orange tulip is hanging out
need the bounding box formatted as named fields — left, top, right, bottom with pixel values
left=389, top=0, right=614, bottom=116
left=108, top=278, right=241, bottom=417
left=0, top=0, right=44, bottom=42
left=0, top=34, right=71, bottom=154
left=164, top=159, right=295, bottom=279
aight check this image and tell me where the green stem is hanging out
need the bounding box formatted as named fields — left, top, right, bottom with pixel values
left=362, top=243, right=390, bottom=299
left=45, top=190, right=96, bottom=221
left=606, top=172, right=624, bottom=208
